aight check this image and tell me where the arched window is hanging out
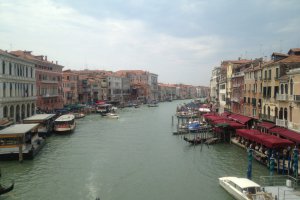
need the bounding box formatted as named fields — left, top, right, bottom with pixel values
left=3, top=106, right=8, bottom=118
left=275, top=107, right=278, bottom=119
left=10, top=105, right=14, bottom=119
left=263, top=105, right=266, bottom=115
left=285, top=84, right=288, bottom=94
left=31, top=103, right=35, bottom=115
left=279, top=108, right=283, bottom=119
left=267, top=106, right=271, bottom=118
left=290, top=79, right=294, bottom=95
left=284, top=108, right=288, bottom=120
left=280, top=84, right=284, bottom=94
left=3, top=83, right=6, bottom=97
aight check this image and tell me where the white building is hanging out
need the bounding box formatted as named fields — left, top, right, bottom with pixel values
left=0, top=50, right=36, bottom=122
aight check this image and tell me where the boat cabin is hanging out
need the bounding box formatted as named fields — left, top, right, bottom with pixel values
left=23, top=114, right=56, bottom=137
left=0, top=123, right=42, bottom=161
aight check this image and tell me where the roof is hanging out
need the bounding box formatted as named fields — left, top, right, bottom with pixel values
left=55, top=114, right=75, bottom=122
left=257, top=122, right=275, bottom=130
left=236, top=129, right=294, bottom=148
left=220, top=177, right=260, bottom=189
left=23, top=114, right=56, bottom=122
left=228, top=114, right=252, bottom=124
left=0, top=123, right=39, bottom=138
left=270, top=127, right=300, bottom=144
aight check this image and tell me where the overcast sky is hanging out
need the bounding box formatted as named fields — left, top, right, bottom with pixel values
left=1, top=0, right=300, bottom=86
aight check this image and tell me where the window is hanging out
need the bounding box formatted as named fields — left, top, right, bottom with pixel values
left=274, top=86, right=279, bottom=98
left=10, top=83, right=12, bottom=97
left=285, top=84, right=288, bottom=94
left=268, top=69, right=271, bottom=80
left=264, top=70, right=267, bottom=80
left=290, top=79, right=293, bottom=95
left=3, top=83, right=6, bottom=97
left=9, top=62, right=12, bottom=75
left=275, top=68, right=279, bottom=79
left=284, top=108, right=288, bottom=120
left=2, top=60, right=5, bottom=74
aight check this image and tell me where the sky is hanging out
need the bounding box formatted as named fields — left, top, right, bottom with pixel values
left=1, top=0, right=300, bottom=86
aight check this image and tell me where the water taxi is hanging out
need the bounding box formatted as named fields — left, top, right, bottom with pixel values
left=219, top=177, right=274, bottom=200
left=23, top=114, right=56, bottom=137
left=54, top=114, right=76, bottom=134
left=0, top=123, right=45, bottom=161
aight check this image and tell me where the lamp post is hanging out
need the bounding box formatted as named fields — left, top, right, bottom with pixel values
left=247, top=145, right=253, bottom=180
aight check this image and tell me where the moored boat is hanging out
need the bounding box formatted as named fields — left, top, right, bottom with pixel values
left=0, top=181, right=14, bottom=196
left=73, top=113, right=85, bottom=119
left=54, top=114, right=76, bottom=134
left=219, top=176, right=274, bottom=200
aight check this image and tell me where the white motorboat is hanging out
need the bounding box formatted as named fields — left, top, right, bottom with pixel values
left=54, top=114, right=76, bottom=134
left=219, top=177, right=274, bottom=200
left=104, top=113, right=119, bottom=119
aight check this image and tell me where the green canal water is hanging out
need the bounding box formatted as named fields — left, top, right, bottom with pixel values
left=0, top=100, right=270, bottom=200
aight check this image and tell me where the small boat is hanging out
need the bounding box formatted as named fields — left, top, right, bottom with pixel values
left=54, top=114, right=76, bottom=134
left=96, top=104, right=112, bottom=116
left=219, top=177, right=274, bottom=200
left=74, top=113, right=85, bottom=119
left=148, top=103, right=158, bottom=107
left=188, top=121, right=201, bottom=132
left=0, top=181, right=14, bottom=196
left=183, top=136, right=206, bottom=145
left=104, top=113, right=119, bottom=119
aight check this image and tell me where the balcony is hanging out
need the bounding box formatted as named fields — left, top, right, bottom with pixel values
left=42, top=94, right=59, bottom=98
left=259, top=114, right=276, bottom=123
left=293, top=95, right=300, bottom=102
left=232, top=72, right=244, bottom=78
left=276, top=94, right=288, bottom=101
left=41, top=80, right=58, bottom=84
left=276, top=118, right=287, bottom=127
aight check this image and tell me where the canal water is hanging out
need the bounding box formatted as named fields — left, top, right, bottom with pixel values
left=0, top=100, right=270, bottom=200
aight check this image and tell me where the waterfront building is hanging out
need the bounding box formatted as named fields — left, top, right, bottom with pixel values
left=115, top=70, right=159, bottom=103
left=243, top=59, right=264, bottom=119
left=210, top=67, right=220, bottom=103
left=0, top=50, right=36, bottom=122
left=158, top=83, right=176, bottom=101
left=62, top=70, right=78, bottom=105
left=10, top=51, right=64, bottom=112
left=106, top=74, right=123, bottom=102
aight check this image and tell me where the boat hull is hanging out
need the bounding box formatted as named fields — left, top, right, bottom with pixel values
left=54, top=124, right=76, bottom=134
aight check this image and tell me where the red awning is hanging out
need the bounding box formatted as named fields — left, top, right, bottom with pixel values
left=204, top=115, right=225, bottom=121
left=228, top=114, right=252, bottom=124
left=220, top=112, right=231, bottom=117
left=257, top=122, right=276, bottom=130
left=236, top=129, right=261, bottom=139
left=237, top=129, right=294, bottom=148
left=270, top=127, right=300, bottom=144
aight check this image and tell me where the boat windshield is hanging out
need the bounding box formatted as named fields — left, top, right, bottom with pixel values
left=247, top=187, right=260, bottom=194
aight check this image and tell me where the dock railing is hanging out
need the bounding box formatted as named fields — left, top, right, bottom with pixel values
left=260, top=175, right=300, bottom=200
left=260, top=175, right=298, bottom=189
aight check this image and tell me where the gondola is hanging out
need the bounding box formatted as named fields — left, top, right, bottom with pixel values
left=183, top=136, right=206, bottom=145
left=0, top=181, right=14, bottom=196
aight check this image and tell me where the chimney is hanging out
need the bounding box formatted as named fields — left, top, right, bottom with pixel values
left=24, top=50, right=32, bottom=55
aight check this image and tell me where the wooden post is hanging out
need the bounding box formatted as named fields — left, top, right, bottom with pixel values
left=172, top=116, right=174, bottom=126
left=18, top=137, right=23, bottom=163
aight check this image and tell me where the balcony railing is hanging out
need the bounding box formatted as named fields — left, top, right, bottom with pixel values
left=259, top=114, right=276, bottom=123
left=276, top=93, right=288, bottom=101
left=276, top=118, right=287, bottom=127
left=293, top=95, right=300, bottom=102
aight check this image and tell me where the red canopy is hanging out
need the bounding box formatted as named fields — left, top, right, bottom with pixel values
left=228, top=114, right=252, bottom=124
left=204, top=115, right=225, bottom=121
left=236, top=129, right=294, bottom=148
left=257, top=122, right=276, bottom=130
left=270, top=127, right=300, bottom=144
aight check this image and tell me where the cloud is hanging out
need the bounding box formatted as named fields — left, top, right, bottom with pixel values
left=0, top=0, right=224, bottom=85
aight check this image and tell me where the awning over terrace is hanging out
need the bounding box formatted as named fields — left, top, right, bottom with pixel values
left=228, top=114, right=252, bottom=124
left=236, top=129, right=294, bottom=148
left=257, top=122, right=276, bottom=130
left=270, top=127, right=300, bottom=144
